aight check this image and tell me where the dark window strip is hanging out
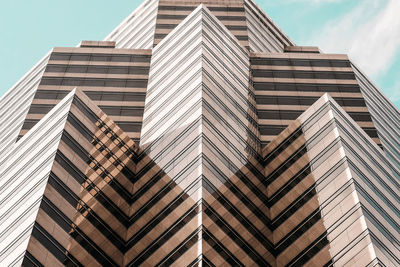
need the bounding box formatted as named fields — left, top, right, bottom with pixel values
left=269, top=157, right=347, bottom=208
left=203, top=115, right=264, bottom=177
left=34, top=90, right=69, bottom=100
left=127, top=203, right=201, bottom=266
left=99, top=106, right=144, bottom=117
left=204, top=202, right=271, bottom=267
left=49, top=52, right=151, bottom=63
left=156, top=23, right=247, bottom=31
left=126, top=176, right=201, bottom=246
left=70, top=97, right=137, bottom=158
left=259, top=125, right=287, bottom=136
left=22, top=251, right=45, bottom=267
left=54, top=152, right=130, bottom=226
left=285, top=233, right=329, bottom=267
left=116, top=122, right=142, bottom=132
left=203, top=228, right=244, bottom=266
left=263, top=102, right=331, bottom=165
left=254, top=82, right=361, bottom=93
left=45, top=64, right=149, bottom=75
left=158, top=5, right=245, bottom=12
left=46, top=174, right=126, bottom=250
left=156, top=228, right=201, bottom=266
left=156, top=23, right=178, bottom=29
left=275, top=208, right=321, bottom=254
left=84, top=91, right=146, bottom=102
left=268, top=165, right=311, bottom=207
left=39, top=198, right=119, bottom=266
left=132, top=129, right=202, bottom=202
left=31, top=223, right=83, bottom=267
left=263, top=126, right=302, bottom=165
left=28, top=104, right=55, bottom=114
left=256, top=96, right=367, bottom=107
left=40, top=77, right=148, bottom=88
left=258, top=110, right=302, bottom=120
left=202, top=147, right=269, bottom=220
left=271, top=188, right=316, bottom=229
left=202, top=147, right=270, bottom=227
left=202, top=255, right=217, bottom=267
left=187, top=255, right=202, bottom=267
left=252, top=70, right=356, bottom=80
left=203, top=176, right=274, bottom=251
left=22, top=119, right=39, bottom=130
left=250, top=58, right=351, bottom=68
left=264, top=144, right=307, bottom=185
left=129, top=146, right=201, bottom=225
left=60, top=131, right=132, bottom=202
left=236, top=35, right=249, bottom=41
left=157, top=14, right=246, bottom=21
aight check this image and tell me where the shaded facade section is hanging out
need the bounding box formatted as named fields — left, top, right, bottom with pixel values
left=263, top=94, right=400, bottom=266
left=19, top=42, right=151, bottom=143
left=251, top=50, right=380, bottom=147
left=139, top=5, right=274, bottom=266
left=0, top=89, right=139, bottom=266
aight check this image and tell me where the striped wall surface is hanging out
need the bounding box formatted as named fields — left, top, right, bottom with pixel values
left=19, top=45, right=151, bottom=143
left=1, top=88, right=140, bottom=266
left=153, top=0, right=249, bottom=48
left=0, top=89, right=76, bottom=266
left=251, top=52, right=380, bottom=147
left=244, top=0, right=293, bottom=53
left=105, top=0, right=159, bottom=49
left=138, top=5, right=275, bottom=266
left=0, top=55, right=49, bottom=164
left=263, top=93, right=400, bottom=266
left=1, top=0, right=400, bottom=266
left=353, top=63, right=400, bottom=178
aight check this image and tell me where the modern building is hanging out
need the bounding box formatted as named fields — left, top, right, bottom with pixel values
left=0, top=1, right=399, bottom=266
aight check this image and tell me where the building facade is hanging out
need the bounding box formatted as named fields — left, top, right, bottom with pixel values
left=0, top=1, right=399, bottom=266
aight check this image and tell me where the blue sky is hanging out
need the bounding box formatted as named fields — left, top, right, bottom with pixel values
left=1, top=0, right=399, bottom=108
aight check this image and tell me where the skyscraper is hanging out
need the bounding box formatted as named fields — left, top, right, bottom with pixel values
left=1, top=1, right=399, bottom=266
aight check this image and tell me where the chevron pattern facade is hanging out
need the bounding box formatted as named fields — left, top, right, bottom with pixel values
left=0, top=1, right=399, bottom=266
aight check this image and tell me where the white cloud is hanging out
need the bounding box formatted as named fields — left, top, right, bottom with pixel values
left=309, top=0, right=400, bottom=78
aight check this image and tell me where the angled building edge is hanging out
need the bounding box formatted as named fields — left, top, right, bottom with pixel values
left=0, top=89, right=139, bottom=266
left=263, top=94, right=400, bottom=266
left=0, top=0, right=399, bottom=266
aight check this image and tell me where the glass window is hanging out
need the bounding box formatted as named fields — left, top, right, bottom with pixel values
left=45, top=65, right=67, bottom=72
left=68, top=66, right=88, bottom=73
left=50, top=53, right=70, bottom=61
left=70, top=54, right=90, bottom=61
